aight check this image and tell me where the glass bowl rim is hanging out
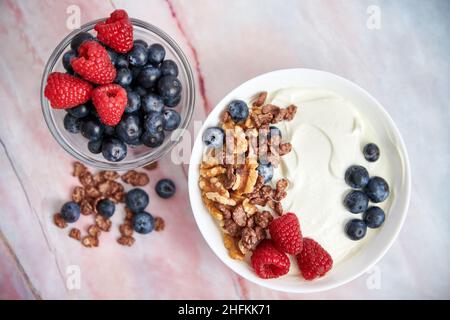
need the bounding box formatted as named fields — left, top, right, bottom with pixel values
left=40, top=18, right=195, bottom=170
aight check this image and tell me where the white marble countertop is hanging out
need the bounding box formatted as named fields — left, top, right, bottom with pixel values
left=0, top=0, right=449, bottom=299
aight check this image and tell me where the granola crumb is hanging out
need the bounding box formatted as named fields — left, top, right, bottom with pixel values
left=95, top=214, right=112, bottom=232
left=121, top=170, right=150, bottom=186
left=119, top=223, right=134, bottom=237
left=71, top=186, right=85, bottom=204
left=143, top=162, right=158, bottom=171
left=154, top=217, right=165, bottom=232
left=69, top=228, right=81, bottom=241
left=53, top=213, right=67, bottom=229
left=253, top=92, right=268, bottom=107
left=117, top=236, right=135, bottom=246
left=72, top=161, right=87, bottom=177
left=82, top=235, right=98, bottom=248
left=87, top=225, right=101, bottom=238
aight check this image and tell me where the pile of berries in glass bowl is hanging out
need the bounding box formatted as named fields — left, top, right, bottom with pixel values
left=41, top=9, right=195, bottom=169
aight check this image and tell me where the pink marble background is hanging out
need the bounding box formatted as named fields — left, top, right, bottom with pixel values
left=0, top=0, right=449, bottom=299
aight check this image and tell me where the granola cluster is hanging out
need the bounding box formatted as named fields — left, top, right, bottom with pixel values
left=53, top=161, right=164, bottom=247
left=199, top=92, right=297, bottom=260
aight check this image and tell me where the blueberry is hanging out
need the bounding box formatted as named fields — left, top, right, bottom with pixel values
left=127, top=44, right=148, bottom=67
left=115, top=114, right=142, bottom=144
left=363, top=143, right=380, bottom=162
left=133, top=39, right=148, bottom=48
left=63, top=114, right=82, bottom=134
left=133, top=85, right=147, bottom=98
left=162, top=109, right=181, bottom=131
left=163, top=94, right=181, bottom=108
left=142, top=93, right=164, bottom=113
left=130, top=66, right=142, bottom=80
left=89, top=106, right=101, bottom=119
left=115, top=68, right=132, bottom=87
left=160, top=59, right=179, bottom=76
left=61, top=201, right=80, bottom=223
left=101, top=137, right=127, bottom=162
left=155, top=179, right=176, bottom=199
left=345, top=219, right=367, bottom=240
left=125, top=90, right=141, bottom=114
left=157, top=76, right=182, bottom=99
left=147, top=43, right=165, bottom=65
left=67, top=104, right=90, bottom=118
left=70, top=32, right=93, bottom=52
left=364, top=177, right=389, bottom=203
left=126, top=188, right=149, bottom=213
left=87, top=139, right=102, bottom=154
left=363, top=206, right=385, bottom=228
left=132, top=211, right=155, bottom=234
left=345, top=165, right=369, bottom=189
left=202, top=127, right=224, bottom=148
left=62, top=50, right=77, bottom=72
left=103, top=125, right=115, bottom=136
left=137, top=65, right=161, bottom=89
left=227, top=100, right=249, bottom=123
left=144, top=112, right=164, bottom=133
left=141, top=130, right=165, bottom=148
left=81, top=118, right=104, bottom=140
left=257, top=163, right=274, bottom=183
left=96, top=199, right=115, bottom=218
left=105, top=47, right=118, bottom=65
left=127, top=138, right=143, bottom=147
left=268, top=126, right=282, bottom=141
left=116, top=55, right=129, bottom=68
left=343, top=190, right=369, bottom=213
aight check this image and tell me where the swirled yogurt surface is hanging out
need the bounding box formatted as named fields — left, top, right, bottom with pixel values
left=265, top=88, right=399, bottom=266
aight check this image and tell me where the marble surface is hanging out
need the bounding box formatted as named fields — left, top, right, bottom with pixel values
left=0, top=0, right=449, bottom=299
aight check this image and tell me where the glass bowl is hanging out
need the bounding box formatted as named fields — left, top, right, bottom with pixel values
left=41, top=18, right=195, bottom=170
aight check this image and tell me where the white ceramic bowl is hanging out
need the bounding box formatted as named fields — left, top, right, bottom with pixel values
left=188, top=69, right=411, bottom=293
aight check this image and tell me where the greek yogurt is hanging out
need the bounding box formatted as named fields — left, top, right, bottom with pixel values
left=260, top=88, right=399, bottom=266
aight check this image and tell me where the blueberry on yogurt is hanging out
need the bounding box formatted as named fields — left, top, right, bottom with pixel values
left=345, top=219, right=367, bottom=240
left=363, top=143, right=380, bottom=162
left=364, top=177, right=389, bottom=203
left=343, top=190, right=369, bottom=213
left=345, top=165, right=369, bottom=189
left=363, top=206, right=385, bottom=228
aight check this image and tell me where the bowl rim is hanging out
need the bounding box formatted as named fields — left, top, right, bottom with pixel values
left=188, top=68, right=411, bottom=293
left=41, top=18, right=195, bottom=170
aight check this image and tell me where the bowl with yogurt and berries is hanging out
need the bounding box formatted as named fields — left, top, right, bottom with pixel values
left=188, top=68, right=411, bottom=292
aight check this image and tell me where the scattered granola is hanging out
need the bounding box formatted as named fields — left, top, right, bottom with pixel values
left=53, top=162, right=166, bottom=248
left=199, top=91, right=297, bottom=259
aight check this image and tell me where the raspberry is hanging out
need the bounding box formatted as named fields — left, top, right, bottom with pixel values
left=269, top=212, right=303, bottom=255
left=92, top=84, right=127, bottom=126
left=71, top=41, right=116, bottom=85
left=251, top=240, right=290, bottom=279
left=296, top=238, right=333, bottom=280
left=44, top=72, right=92, bottom=109
left=94, top=9, right=133, bottom=53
